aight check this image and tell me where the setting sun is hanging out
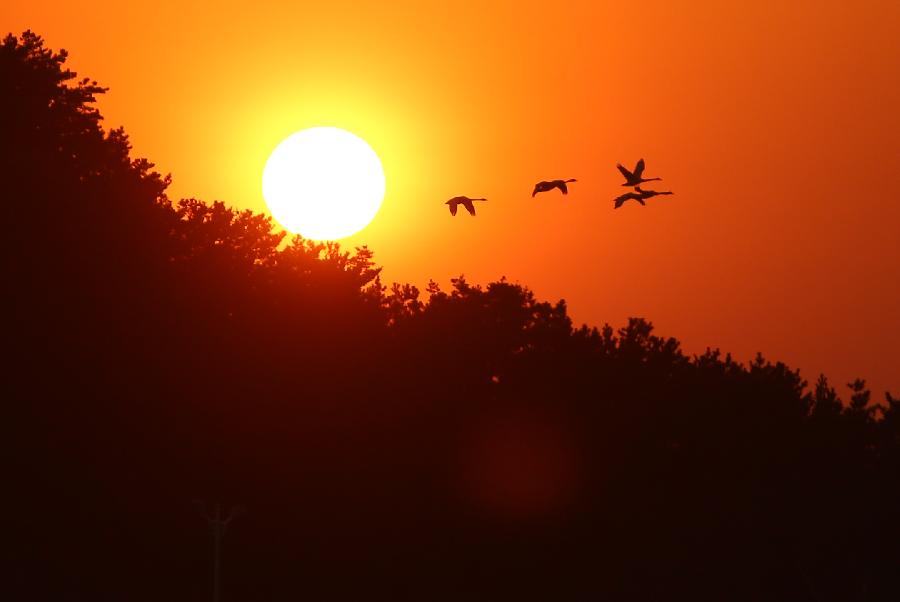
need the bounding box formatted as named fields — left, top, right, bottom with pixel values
left=262, top=127, right=385, bottom=240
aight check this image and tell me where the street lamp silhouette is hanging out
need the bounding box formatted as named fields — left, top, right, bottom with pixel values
left=196, top=501, right=243, bottom=602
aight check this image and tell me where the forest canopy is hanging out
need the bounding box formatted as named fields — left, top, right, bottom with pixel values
left=5, top=31, right=899, bottom=602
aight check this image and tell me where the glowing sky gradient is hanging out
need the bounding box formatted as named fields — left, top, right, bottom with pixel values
left=8, top=0, right=899, bottom=396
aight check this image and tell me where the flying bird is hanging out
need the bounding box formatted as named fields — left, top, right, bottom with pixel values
left=532, top=179, right=577, bottom=197
left=613, top=186, right=674, bottom=209
left=616, top=158, right=662, bottom=187
left=613, top=191, right=646, bottom=208
left=446, top=196, right=487, bottom=216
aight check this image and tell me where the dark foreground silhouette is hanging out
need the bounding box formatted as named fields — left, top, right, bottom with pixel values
left=4, top=32, right=900, bottom=602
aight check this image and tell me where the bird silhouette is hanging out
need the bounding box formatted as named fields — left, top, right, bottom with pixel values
left=532, top=179, right=577, bottom=197
left=613, top=186, right=674, bottom=208
left=616, top=158, right=662, bottom=187
left=446, top=196, right=487, bottom=216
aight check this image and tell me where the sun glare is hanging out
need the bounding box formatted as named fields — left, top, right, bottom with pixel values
left=262, top=127, right=385, bottom=240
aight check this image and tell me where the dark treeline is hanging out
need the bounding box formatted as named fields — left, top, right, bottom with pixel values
left=4, top=31, right=899, bottom=601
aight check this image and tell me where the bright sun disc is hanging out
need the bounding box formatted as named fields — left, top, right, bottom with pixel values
left=262, top=127, right=385, bottom=240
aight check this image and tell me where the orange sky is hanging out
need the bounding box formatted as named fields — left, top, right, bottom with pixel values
left=8, top=1, right=900, bottom=396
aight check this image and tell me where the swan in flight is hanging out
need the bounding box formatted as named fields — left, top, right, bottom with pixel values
left=532, top=179, right=577, bottom=197
left=613, top=186, right=674, bottom=208
left=616, top=158, right=662, bottom=187
left=446, top=196, right=487, bottom=216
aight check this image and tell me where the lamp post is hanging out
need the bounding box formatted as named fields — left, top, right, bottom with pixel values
left=197, top=502, right=243, bottom=602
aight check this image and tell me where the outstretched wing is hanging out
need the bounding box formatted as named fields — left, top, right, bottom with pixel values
left=616, top=163, right=634, bottom=180
left=634, top=158, right=646, bottom=178
left=462, top=199, right=476, bottom=215
left=614, top=192, right=638, bottom=208
left=558, top=181, right=569, bottom=194
left=448, top=202, right=458, bottom=216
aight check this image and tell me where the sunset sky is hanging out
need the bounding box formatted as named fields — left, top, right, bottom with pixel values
left=8, top=1, right=899, bottom=395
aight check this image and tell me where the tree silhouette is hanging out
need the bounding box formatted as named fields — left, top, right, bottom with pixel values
left=4, top=30, right=900, bottom=601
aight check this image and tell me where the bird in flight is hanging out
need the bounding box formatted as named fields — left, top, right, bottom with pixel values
left=616, top=158, right=662, bottom=187
left=613, top=186, right=674, bottom=209
left=532, top=179, right=577, bottom=197
left=446, top=196, right=487, bottom=216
